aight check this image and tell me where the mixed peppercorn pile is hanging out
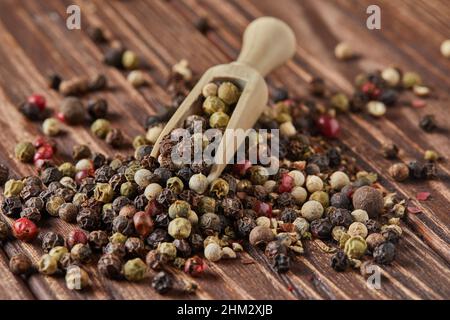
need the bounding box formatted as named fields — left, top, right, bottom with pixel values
left=0, top=26, right=441, bottom=295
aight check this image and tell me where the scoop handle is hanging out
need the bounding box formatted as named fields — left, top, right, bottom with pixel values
left=236, top=17, right=296, bottom=77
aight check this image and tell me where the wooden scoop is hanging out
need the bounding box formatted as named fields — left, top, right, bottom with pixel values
left=151, top=16, right=296, bottom=182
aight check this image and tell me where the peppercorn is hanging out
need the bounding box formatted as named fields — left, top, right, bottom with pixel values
left=131, top=211, right=153, bottom=238
left=124, top=237, right=146, bottom=258
left=330, top=93, right=349, bottom=112
left=127, top=70, right=146, bottom=87
left=38, top=254, right=58, bottom=275
left=64, top=265, right=90, bottom=290
left=388, top=163, right=409, bottom=182
left=122, top=50, right=139, bottom=70
left=310, top=218, right=332, bottom=239
left=334, top=42, right=353, bottom=60
left=9, top=253, right=32, bottom=275
left=152, top=271, right=173, bottom=294
left=97, top=253, right=122, bottom=279
left=77, top=208, right=100, bottom=231
left=70, top=243, right=92, bottom=264
left=328, top=207, right=353, bottom=227
left=373, top=242, right=396, bottom=264
left=112, top=215, right=135, bottom=236
left=88, top=230, right=109, bottom=251
left=419, top=114, right=437, bottom=132
left=91, top=119, right=111, bottom=139
left=46, top=195, right=65, bottom=217
left=300, top=200, right=324, bottom=222
left=93, top=183, right=114, bottom=203
left=106, top=128, right=125, bottom=148
left=123, top=258, right=148, bottom=281
left=14, top=141, right=35, bottom=163
left=168, top=200, right=190, bottom=219
left=202, top=96, right=228, bottom=115
left=104, top=47, right=124, bottom=68
left=42, top=118, right=61, bottom=136
left=13, top=217, right=38, bottom=242
left=41, top=167, right=63, bottom=185
left=344, top=236, right=367, bottom=259
left=248, top=226, right=275, bottom=246
left=4, top=179, right=24, bottom=198
left=347, top=222, right=368, bottom=239
left=352, top=186, right=383, bottom=218
left=209, top=178, right=229, bottom=199
left=330, top=250, right=349, bottom=272
left=381, top=228, right=401, bottom=244
left=0, top=221, right=10, bottom=241
left=2, top=196, right=22, bottom=216
left=402, top=72, right=421, bottom=88
left=198, top=213, right=221, bottom=235
left=309, top=191, right=329, bottom=208
left=49, top=246, right=69, bottom=263
left=42, top=231, right=65, bottom=252
left=200, top=83, right=218, bottom=98
left=168, top=217, right=192, bottom=240
left=59, top=97, right=85, bottom=125
left=47, top=73, right=62, bottom=90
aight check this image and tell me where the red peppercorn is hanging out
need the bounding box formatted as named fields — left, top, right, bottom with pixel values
left=361, top=82, right=381, bottom=99
left=34, top=145, right=54, bottom=162
left=278, top=173, right=294, bottom=193
left=133, top=211, right=154, bottom=238
left=253, top=201, right=272, bottom=217
left=67, top=229, right=88, bottom=249
left=75, top=169, right=94, bottom=184
left=56, top=112, right=66, bottom=123
left=27, top=94, right=46, bottom=111
left=13, top=218, right=39, bottom=242
left=233, top=160, right=252, bottom=176
left=316, top=115, right=340, bottom=139
left=184, top=256, right=207, bottom=277
left=145, top=199, right=162, bottom=217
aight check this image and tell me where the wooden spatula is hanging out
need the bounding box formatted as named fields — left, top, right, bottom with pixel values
left=150, top=16, right=296, bottom=182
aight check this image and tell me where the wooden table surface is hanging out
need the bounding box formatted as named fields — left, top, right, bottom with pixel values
left=0, top=0, right=449, bottom=300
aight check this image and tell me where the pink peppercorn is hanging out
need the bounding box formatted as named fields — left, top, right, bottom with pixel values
left=27, top=94, right=46, bottom=111
left=253, top=201, right=272, bottom=217
left=67, top=229, right=88, bottom=249
left=316, top=115, right=340, bottom=138
left=184, top=256, right=207, bottom=276
left=13, top=218, right=39, bottom=242
left=278, top=173, right=294, bottom=193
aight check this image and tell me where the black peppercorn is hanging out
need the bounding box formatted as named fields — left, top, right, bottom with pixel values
left=220, top=197, right=243, bottom=219
left=77, top=208, right=101, bottom=231
left=305, top=163, right=320, bottom=175
left=146, top=229, right=170, bottom=249
left=20, top=184, right=42, bottom=202
left=125, top=237, right=146, bottom=258
left=365, top=219, right=381, bottom=234
left=104, top=47, right=124, bottom=68
left=20, top=207, right=42, bottom=223
left=151, top=271, right=173, bottom=294
left=41, top=231, right=65, bottom=252
left=272, top=253, right=290, bottom=273
left=327, top=148, right=341, bottom=167
left=373, top=242, right=396, bottom=264
left=379, top=89, right=398, bottom=106
left=24, top=197, right=44, bottom=212
left=310, top=218, right=333, bottom=239
left=236, top=216, right=256, bottom=238
left=2, top=196, right=22, bottom=216
left=94, top=165, right=115, bottom=183
left=156, top=188, right=176, bottom=208
left=41, top=167, right=63, bottom=185
left=331, top=250, right=349, bottom=272
left=87, top=26, right=106, bottom=43
left=276, top=192, right=295, bottom=207
left=173, top=239, right=192, bottom=258
left=112, top=196, right=132, bottom=214
left=328, top=207, right=353, bottom=227
left=381, top=229, right=400, bottom=244
left=19, top=102, right=45, bottom=121
left=154, top=168, right=173, bottom=185
left=9, top=253, right=33, bottom=275
left=106, top=129, right=125, bottom=148
left=112, top=215, right=135, bottom=236
left=98, top=253, right=123, bottom=279
left=88, top=230, right=109, bottom=251
left=419, top=114, right=437, bottom=132
left=265, top=241, right=288, bottom=260
left=101, top=208, right=116, bottom=231
left=72, top=145, right=92, bottom=161
left=103, top=242, right=126, bottom=259
left=154, top=213, right=170, bottom=228
left=48, top=73, right=62, bottom=90
left=280, top=208, right=298, bottom=223
left=194, top=17, right=210, bottom=34
left=330, top=192, right=350, bottom=209
left=87, top=98, right=108, bottom=121
left=109, top=173, right=127, bottom=193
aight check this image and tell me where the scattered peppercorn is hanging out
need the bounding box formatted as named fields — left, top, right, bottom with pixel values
left=331, top=250, right=349, bottom=272
left=9, top=253, right=33, bottom=275
left=151, top=271, right=173, bottom=294
left=419, top=114, right=437, bottom=132
left=389, top=163, right=409, bottom=181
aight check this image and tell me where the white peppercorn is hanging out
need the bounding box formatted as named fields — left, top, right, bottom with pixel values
left=127, top=70, right=146, bottom=87
left=204, top=243, right=222, bottom=262
left=367, top=101, right=386, bottom=117
left=134, top=169, right=153, bottom=188
left=279, top=121, right=296, bottom=137
left=75, top=159, right=93, bottom=172
left=293, top=217, right=309, bottom=236
left=144, top=183, right=162, bottom=200
left=334, top=42, right=353, bottom=60
left=306, top=175, right=323, bottom=193
left=381, top=67, right=401, bottom=87
left=189, top=173, right=208, bottom=194
left=348, top=222, right=368, bottom=238
left=256, top=216, right=271, bottom=228
left=146, top=124, right=163, bottom=144
left=291, top=186, right=307, bottom=204
left=441, top=39, right=450, bottom=58
left=301, top=200, right=324, bottom=221
left=329, top=171, right=350, bottom=190
left=187, top=210, right=198, bottom=225
left=351, top=209, right=369, bottom=223
left=288, top=170, right=305, bottom=187
left=202, top=82, right=218, bottom=97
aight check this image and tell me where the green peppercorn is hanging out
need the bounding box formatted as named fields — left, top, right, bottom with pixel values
left=122, top=50, right=139, bottom=70
left=49, top=246, right=69, bottom=263
left=38, top=254, right=58, bottom=275
left=168, top=217, right=192, bottom=239
left=344, top=236, right=367, bottom=259
left=309, top=191, right=329, bottom=208
left=120, top=181, right=138, bottom=199
left=202, top=82, right=218, bottom=97
left=402, top=72, right=422, bottom=89
left=202, top=96, right=228, bottom=115
left=133, top=135, right=150, bottom=149
left=209, top=178, right=229, bottom=198
left=42, top=118, right=61, bottom=136
left=330, top=93, right=349, bottom=112
left=123, top=258, right=148, bottom=281
left=46, top=195, right=65, bottom=217
left=4, top=179, right=24, bottom=198
left=249, top=166, right=269, bottom=185
left=14, top=142, right=35, bottom=163
left=58, top=162, right=76, bottom=178
left=66, top=265, right=90, bottom=290
left=209, top=111, right=229, bottom=129
left=168, top=200, right=191, bottom=219
left=90, top=119, right=111, bottom=139
left=110, top=232, right=128, bottom=244
left=217, top=81, right=240, bottom=105
left=157, top=242, right=177, bottom=261
left=94, top=183, right=114, bottom=203
left=167, top=176, right=184, bottom=194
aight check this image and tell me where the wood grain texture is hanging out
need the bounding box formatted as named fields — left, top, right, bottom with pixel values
left=0, top=0, right=448, bottom=300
